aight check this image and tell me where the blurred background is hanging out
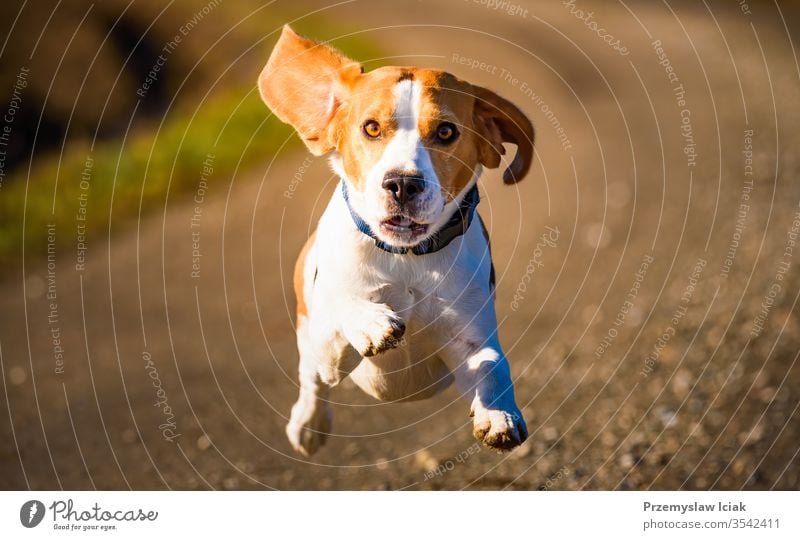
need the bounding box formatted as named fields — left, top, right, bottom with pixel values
left=1, top=0, right=798, bottom=490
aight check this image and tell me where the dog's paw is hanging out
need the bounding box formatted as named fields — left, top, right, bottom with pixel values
left=343, top=303, right=405, bottom=357
left=471, top=406, right=528, bottom=452
left=286, top=399, right=332, bottom=457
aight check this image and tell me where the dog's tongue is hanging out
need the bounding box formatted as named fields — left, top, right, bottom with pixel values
left=389, top=217, right=413, bottom=227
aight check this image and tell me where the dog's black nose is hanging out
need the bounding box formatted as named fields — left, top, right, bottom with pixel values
left=382, top=173, right=425, bottom=205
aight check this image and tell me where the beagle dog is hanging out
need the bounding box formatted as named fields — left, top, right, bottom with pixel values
left=259, top=26, right=534, bottom=456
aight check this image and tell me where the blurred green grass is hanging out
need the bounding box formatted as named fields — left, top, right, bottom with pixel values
left=0, top=5, right=382, bottom=266
left=0, top=85, right=292, bottom=261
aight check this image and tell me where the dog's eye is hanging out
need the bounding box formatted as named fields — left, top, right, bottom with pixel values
left=363, top=120, right=382, bottom=139
left=436, top=122, right=458, bottom=144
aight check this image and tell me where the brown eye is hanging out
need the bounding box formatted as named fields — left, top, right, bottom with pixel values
left=436, top=122, right=458, bottom=144
left=363, top=120, right=381, bottom=139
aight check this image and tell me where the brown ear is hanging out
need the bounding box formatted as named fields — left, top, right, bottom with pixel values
left=258, top=25, right=362, bottom=155
left=472, top=85, right=535, bottom=184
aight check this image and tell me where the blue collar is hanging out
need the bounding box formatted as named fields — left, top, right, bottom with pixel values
left=340, top=181, right=480, bottom=255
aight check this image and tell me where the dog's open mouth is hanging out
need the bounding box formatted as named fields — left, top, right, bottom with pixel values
left=380, top=216, right=429, bottom=237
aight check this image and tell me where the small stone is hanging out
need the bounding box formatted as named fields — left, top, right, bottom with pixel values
left=656, top=407, right=677, bottom=429
left=196, top=434, right=212, bottom=451
left=619, top=453, right=635, bottom=468
left=740, top=423, right=764, bottom=446
left=758, top=387, right=776, bottom=403
left=542, top=427, right=559, bottom=443
left=627, top=305, right=644, bottom=326
left=581, top=304, right=600, bottom=325
left=414, top=449, right=438, bottom=471
left=583, top=223, right=611, bottom=249
left=222, top=477, right=239, bottom=490
left=122, top=429, right=137, bottom=444
left=375, top=458, right=389, bottom=471
left=694, top=477, right=707, bottom=489
left=732, top=458, right=747, bottom=475
left=672, top=369, right=692, bottom=395
left=629, top=432, right=646, bottom=445
left=343, top=442, right=360, bottom=458
left=8, top=367, right=26, bottom=386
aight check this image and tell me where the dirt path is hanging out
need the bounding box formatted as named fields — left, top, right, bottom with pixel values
left=2, top=0, right=799, bottom=489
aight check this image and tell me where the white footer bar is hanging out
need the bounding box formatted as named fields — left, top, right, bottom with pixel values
left=2, top=491, right=798, bottom=539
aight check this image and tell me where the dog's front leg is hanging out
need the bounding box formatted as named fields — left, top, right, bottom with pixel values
left=309, top=289, right=406, bottom=386
left=287, top=293, right=405, bottom=456
left=439, top=334, right=528, bottom=452
left=287, top=288, right=366, bottom=456
left=288, top=297, right=377, bottom=456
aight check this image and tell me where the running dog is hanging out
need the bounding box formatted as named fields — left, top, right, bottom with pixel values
left=259, top=26, right=534, bottom=456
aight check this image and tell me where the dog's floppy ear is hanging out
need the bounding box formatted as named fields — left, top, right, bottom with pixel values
left=258, top=25, right=362, bottom=155
left=472, top=85, right=535, bottom=184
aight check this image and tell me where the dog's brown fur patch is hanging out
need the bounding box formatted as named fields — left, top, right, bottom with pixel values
left=293, top=229, right=316, bottom=322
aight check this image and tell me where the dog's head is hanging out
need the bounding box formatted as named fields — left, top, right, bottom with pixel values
left=259, top=26, right=534, bottom=248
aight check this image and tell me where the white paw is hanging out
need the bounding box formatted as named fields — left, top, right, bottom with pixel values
left=343, top=303, right=405, bottom=357
left=286, top=399, right=332, bottom=457
left=471, top=406, right=528, bottom=452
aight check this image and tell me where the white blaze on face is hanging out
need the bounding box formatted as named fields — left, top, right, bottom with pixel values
left=357, top=80, right=444, bottom=233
